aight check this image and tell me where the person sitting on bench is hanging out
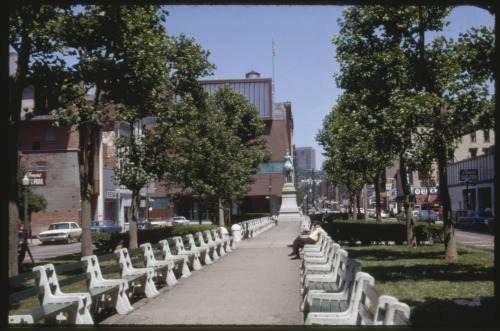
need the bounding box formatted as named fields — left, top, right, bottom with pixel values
left=288, top=221, right=326, bottom=259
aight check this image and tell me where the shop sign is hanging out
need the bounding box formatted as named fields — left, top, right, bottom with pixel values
left=414, top=188, right=438, bottom=195
left=26, top=171, right=46, bottom=186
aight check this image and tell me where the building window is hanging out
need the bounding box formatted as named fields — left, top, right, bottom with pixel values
left=469, top=148, right=477, bottom=158
left=447, top=149, right=455, bottom=163
left=45, top=128, right=55, bottom=142
left=484, top=130, right=490, bottom=142
left=32, top=142, right=40, bottom=150
left=482, top=148, right=490, bottom=155
left=470, top=131, right=476, bottom=143
left=36, top=161, right=46, bottom=171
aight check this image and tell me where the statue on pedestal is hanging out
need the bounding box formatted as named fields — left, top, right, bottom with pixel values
left=283, top=149, right=294, bottom=184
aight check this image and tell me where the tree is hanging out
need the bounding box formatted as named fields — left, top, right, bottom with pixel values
left=329, top=5, right=494, bottom=258
left=317, top=94, right=374, bottom=220
left=162, top=85, right=271, bottom=226
left=46, top=5, right=191, bottom=255
left=8, top=4, right=64, bottom=276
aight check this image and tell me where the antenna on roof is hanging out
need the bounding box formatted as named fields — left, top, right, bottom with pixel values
left=272, top=38, right=276, bottom=94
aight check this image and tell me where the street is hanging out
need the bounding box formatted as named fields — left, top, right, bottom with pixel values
left=22, top=240, right=96, bottom=264
left=454, top=228, right=494, bottom=252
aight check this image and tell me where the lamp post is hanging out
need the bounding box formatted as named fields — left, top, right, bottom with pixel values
left=116, top=187, right=121, bottom=229
left=268, top=175, right=272, bottom=214
left=22, top=175, right=30, bottom=243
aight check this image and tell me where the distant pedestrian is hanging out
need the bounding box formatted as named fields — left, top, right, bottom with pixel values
left=272, top=214, right=278, bottom=225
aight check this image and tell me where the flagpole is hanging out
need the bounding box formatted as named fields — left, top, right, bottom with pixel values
left=272, top=38, right=275, bottom=94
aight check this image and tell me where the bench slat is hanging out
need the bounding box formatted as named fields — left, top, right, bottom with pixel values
left=13, top=301, right=79, bottom=323
left=9, top=286, right=44, bottom=305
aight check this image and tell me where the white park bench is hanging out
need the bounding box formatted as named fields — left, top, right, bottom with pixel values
left=196, top=231, right=219, bottom=261
left=158, top=239, right=193, bottom=278
left=9, top=264, right=94, bottom=325
left=140, top=243, right=178, bottom=287
left=208, top=229, right=226, bottom=257
left=304, top=270, right=411, bottom=326
left=185, top=233, right=213, bottom=265
left=172, top=236, right=204, bottom=271
left=114, top=248, right=159, bottom=298
left=81, top=255, right=134, bottom=316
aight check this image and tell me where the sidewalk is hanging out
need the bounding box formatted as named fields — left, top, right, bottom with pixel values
left=100, top=219, right=304, bottom=326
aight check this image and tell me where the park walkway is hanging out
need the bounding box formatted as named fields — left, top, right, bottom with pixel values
left=100, top=219, right=304, bottom=326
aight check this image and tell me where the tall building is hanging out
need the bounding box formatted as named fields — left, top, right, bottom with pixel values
left=295, top=147, right=316, bottom=170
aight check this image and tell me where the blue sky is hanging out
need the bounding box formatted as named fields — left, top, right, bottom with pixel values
left=162, top=5, right=495, bottom=169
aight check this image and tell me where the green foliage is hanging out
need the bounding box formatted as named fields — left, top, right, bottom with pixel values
left=92, top=224, right=218, bottom=252
left=321, top=220, right=443, bottom=246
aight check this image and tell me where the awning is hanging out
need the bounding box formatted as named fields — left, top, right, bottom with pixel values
left=415, top=194, right=439, bottom=206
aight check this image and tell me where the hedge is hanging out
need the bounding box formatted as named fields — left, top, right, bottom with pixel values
left=321, top=220, right=444, bottom=246
left=92, top=224, right=218, bottom=252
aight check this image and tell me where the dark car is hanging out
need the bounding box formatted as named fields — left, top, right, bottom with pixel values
left=138, top=218, right=151, bottom=229
left=91, top=220, right=122, bottom=234
left=456, top=210, right=493, bottom=229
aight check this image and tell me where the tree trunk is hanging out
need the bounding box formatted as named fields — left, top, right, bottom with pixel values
left=352, top=194, right=358, bottom=221
left=128, top=189, right=140, bottom=249
left=218, top=198, right=224, bottom=227
left=363, top=183, right=369, bottom=221
left=437, top=138, right=458, bottom=260
left=400, top=149, right=417, bottom=247
left=198, top=196, right=203, bottom=225
left=8, top=30, right=32, bottom=276
left=9, top=90, right=22, bottom=277
left=374, top=172, right=382, bottom=221
left=78, top=125, right=97, bottom=257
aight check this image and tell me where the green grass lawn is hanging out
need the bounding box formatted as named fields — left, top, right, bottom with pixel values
left=344, top=244, right=495, bottom=326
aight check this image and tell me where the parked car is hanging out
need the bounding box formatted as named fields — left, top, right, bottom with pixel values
left=373, top=210, right=389, bottom=218
left=456, top=210, right=494, bottom=229
left=91, top=220, right=122, bottom=234
left=396, top=210, right=420, bottom=221
left=416, top=210, right=437, bottom=223
left=453, top=210, right=474, bottom=227
left=150, top=218, right=168, bottom=229
left=172, top=216, right=191, bottom=226
left=138, top=218, right=151, bottom=229
left=39, top=222, right=82, bottom=244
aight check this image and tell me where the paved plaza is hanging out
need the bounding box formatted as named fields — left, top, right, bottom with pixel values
left=100, top=219, right=304, bottom=326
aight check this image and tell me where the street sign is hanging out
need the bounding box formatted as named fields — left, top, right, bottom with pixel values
left=420, top=179, right=436, bottom=187
left=460, top=169, right=478, bottom=183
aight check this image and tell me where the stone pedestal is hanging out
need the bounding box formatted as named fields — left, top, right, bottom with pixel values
left=278, top=184, right=301, bottom=223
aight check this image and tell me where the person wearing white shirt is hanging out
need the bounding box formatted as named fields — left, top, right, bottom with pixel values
left=288, top=221, right=326, bottom=259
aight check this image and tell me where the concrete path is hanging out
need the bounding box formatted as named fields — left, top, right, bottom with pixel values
left=100, top=219, right=304, bottom=326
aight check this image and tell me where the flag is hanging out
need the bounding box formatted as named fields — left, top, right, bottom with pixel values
left=272, top=42, right=276, bottom=56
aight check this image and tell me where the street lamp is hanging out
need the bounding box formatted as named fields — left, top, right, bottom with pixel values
left=268, top=175, right=272, bottom=215
left=116, top=187, right=121, bottom=229
left=22, top=174, right=31, bottom=243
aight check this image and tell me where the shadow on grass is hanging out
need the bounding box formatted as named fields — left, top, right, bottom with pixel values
left=357, top=263, right=494, bottom=282
left=344, top=246, right=477, bottom=262
left=406, top=296, right=496, bottom=326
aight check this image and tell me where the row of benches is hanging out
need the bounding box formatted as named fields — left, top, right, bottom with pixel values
left=9, top=224, right=249, bottom=325
left=9, top=216, right=278, bottom=325
left=299, top=229, right=412, bottom=326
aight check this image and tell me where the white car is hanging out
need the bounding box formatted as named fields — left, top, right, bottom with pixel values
left=172, top=216, right=191, bottom=225
left=39, top=222, right=82, bottom=244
